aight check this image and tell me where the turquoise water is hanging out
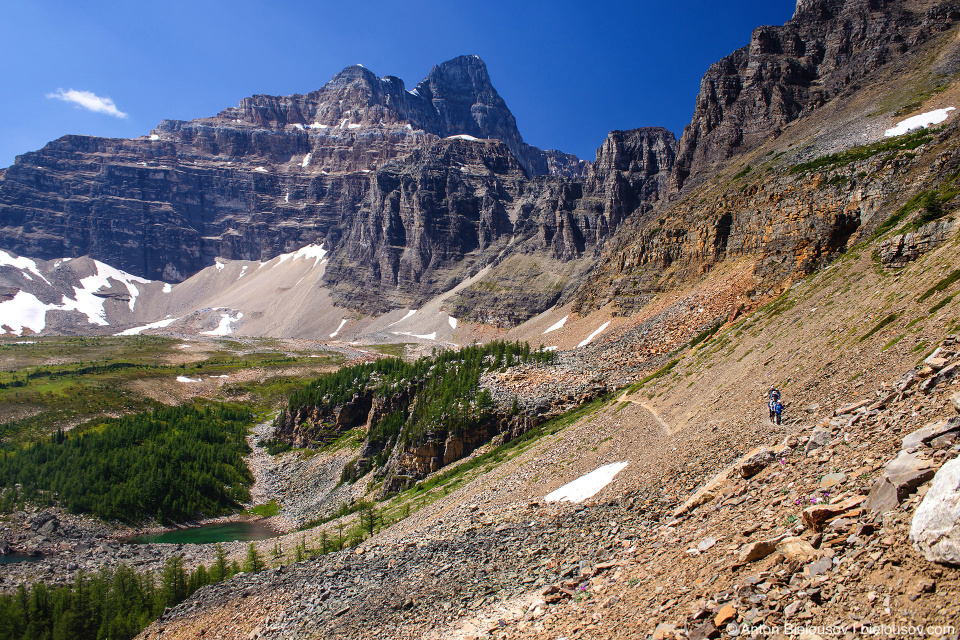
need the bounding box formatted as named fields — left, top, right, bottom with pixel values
left=0, top=554, right=43, bottom=564
left=132, top=521, right=280, bottom=545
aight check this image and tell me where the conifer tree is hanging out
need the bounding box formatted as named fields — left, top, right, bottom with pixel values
left=243, top=543, right=265, bottom=573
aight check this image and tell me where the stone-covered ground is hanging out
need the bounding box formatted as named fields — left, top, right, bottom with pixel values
left=136, top=332, right=960, bottom=639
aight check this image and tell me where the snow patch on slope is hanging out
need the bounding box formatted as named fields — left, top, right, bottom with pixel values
left=577, top=321, right=610, bottom=348
left=116, top=317, right=181, bottom=336
left=543, top=315, right=568, bottom=334
left=201, top=311, right=243, bottom=336
left=0, top=250, right=51, bottom=285
left=330, top=319, right=347, bottom=338
left=59, top=260, right=152, bottom=324
left=274, top=243, right=328, bottom=267
left=0, top=291, right=53, bottom=335
left=545, top=462, right=629, bottom=503
left=387, top=309, right=417, bottom=328
left=885, top=107, right=955, bottom=137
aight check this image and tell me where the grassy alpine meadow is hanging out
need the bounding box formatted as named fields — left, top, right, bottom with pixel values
left=0, top=336, right=344, bottom=446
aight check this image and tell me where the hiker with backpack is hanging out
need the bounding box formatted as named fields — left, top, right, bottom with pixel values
left=768, top=388, right=782, bottom=423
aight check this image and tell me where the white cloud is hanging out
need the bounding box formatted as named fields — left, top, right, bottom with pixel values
left=46, top=88, right=128, bottom=118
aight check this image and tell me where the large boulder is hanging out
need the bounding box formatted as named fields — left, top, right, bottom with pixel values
left=910, top=457, right=960, bottom=565
left=803, top=427, right=832, bottom=456
left=802, top=495, right=865, bottom=532
left=902, top=417, right=960, bottom=451
left=865, top=451, right=938, bottom=514
left=738, top=447, right=778, bottom=479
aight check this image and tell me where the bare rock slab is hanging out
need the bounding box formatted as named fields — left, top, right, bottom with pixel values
left=738, top=535, right=786, bottom=563
left=804, top=427, right=832, bottom=456
left=901, top=417, right=960, bottom=452
left=738, top=447, right=777, bottom=479
left=865, top=451, right=938, bottom=514
left=802, top=495, right=865, bottom=531
left=910, top=457, right=960, bottom=565
left=776, top=536, right=818, bottom=563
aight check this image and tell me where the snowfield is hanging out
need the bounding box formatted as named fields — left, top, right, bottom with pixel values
left=543, top=315, right=568, bottom=334
left=329, top=319, right=347, bottom=338
left=0, top=291, right=53, bottom=335
left=0, top=255, right=154, bottom=333
left=885, top=107, right=955, bottom=137
left=201, top=311, right=243, bottom=336
left=544, top=462, right=629, bottom=503
left=0, top=250, right=50, bottom=284
left=577, top=321, right=610, bottom=348
left=116, top=317, right=180, bottom=336
left=274, top=243, right=328, bottom=267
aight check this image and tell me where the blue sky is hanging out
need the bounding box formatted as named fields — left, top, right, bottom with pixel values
left=0, top=0, right=797, bottom=168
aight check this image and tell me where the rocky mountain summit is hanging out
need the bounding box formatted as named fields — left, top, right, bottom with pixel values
left=0, top=54, right=681, bottom=321
left=4, top=2, right=957, bottom=329
left=0, top=56, right=590, bottom=290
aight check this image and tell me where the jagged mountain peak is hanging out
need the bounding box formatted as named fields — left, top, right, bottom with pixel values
left=206, top=55, right=582, bottom=178
left=417, top=54, right=496, bottom=96
left=792, top=0, right=845, bottom=20
left=326, top=62, right=380, bottom=84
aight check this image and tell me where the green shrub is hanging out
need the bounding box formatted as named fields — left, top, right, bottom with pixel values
left=860, top=313, right=898, bottom=342
left=918, top=268, right=960, bottom=303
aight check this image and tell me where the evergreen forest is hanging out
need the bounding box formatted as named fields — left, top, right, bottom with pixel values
left=0, top=405, right=253, bottom=523
left=0, top=543, right=259, bottom=640
left=280, top=340, right=555, bottom=455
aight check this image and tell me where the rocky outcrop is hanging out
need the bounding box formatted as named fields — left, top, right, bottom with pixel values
left=673, top=0, right=960, bottom=191
left=575, top=142, right=912, bottom=314
left=877, top=218, right=958, bottom=268
left=441, top=127, right=676, bottom=325
left=324, top=127, right=675, bottom=318
left=382, top=421, right=504, bottom=492
left=273, top=393, right=374, bottom=449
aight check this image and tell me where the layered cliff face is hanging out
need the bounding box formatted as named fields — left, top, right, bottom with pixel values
left=4, top=1, right=956, bottom=333
left=440, top=127, right=677, bottom=325
left=318, top=126, right=675, bottom=317
left=323, top=137, right=527, bottom=313
left=672, top=0, right=960, bottom=191
left=0, top=56, right=588, bottom=289
left=571, top=0, right=960, bottom=317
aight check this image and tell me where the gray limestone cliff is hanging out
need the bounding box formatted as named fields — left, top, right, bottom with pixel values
left=0, top=56, right=587, bottom=289
left=673, top=0, right=960, bottom=191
